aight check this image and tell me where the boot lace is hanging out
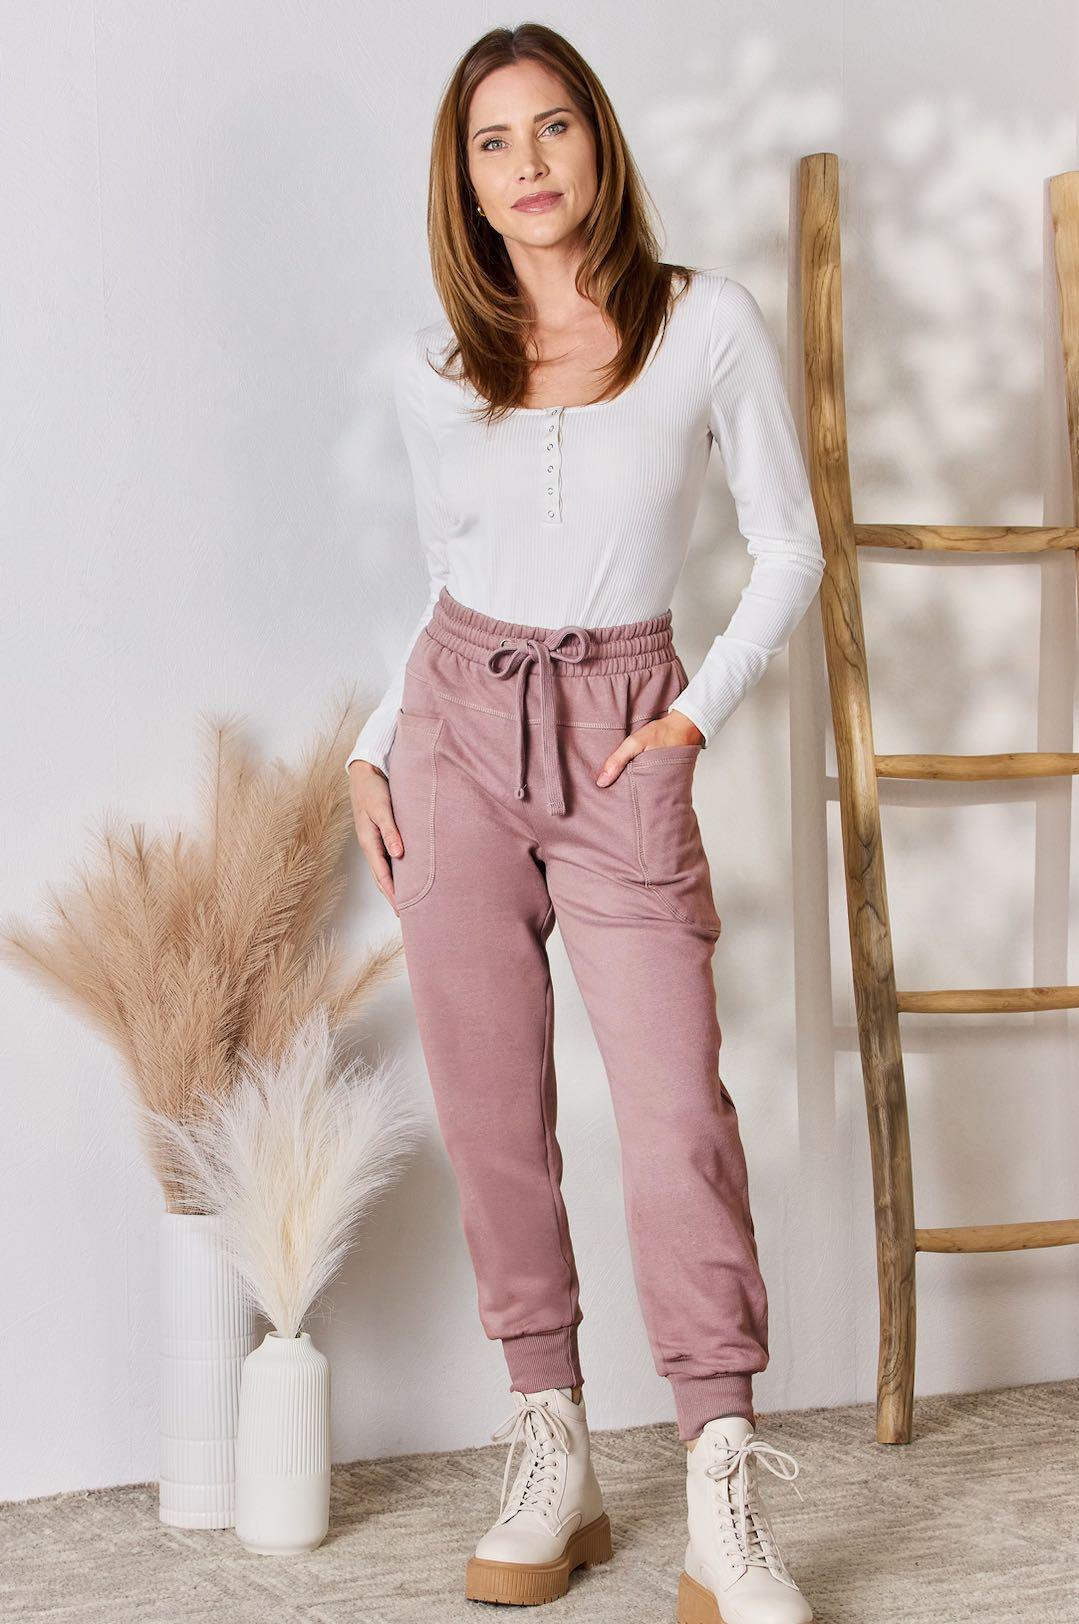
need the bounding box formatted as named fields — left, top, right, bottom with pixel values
left=705, top=1433, right=805, bottom=1578
left=490, top=1397, right=572, bottom=1521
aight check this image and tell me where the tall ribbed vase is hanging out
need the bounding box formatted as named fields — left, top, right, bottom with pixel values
left=159, top=1212, right=259, bottom=1528
left=235, top=1330, right=331, bottom=1555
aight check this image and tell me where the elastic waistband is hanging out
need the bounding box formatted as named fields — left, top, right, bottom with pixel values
left=425, top=586, right=675, bottom=674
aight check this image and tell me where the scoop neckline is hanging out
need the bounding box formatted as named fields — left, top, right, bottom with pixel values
left=509, top=400, right=613, bottom=415
left=442, top=268, right=715, bottom=418
left=508, top=390, right=628, bottom=415
left=507, top=334, right=659, bottom=417
left=498, top=273, right=704, bottom=416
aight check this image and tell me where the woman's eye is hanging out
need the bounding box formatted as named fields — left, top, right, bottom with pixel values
left=480, top=120, right=568, bottom=153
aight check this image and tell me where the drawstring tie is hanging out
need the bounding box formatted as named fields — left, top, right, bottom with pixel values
left=484, top=626, right=592, bottom=814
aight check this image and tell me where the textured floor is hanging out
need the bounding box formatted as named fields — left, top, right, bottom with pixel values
left=3, top=1378, right=1078, bottom=1623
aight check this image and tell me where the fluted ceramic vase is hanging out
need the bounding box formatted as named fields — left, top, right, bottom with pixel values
left=159, top=1211, right=260, bottom=1528
left=235, top=1330, right=331, bottom=1555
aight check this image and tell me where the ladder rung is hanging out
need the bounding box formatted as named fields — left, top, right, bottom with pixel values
left=855, top=523, right=1079, bottom=553
left=916, top=1219, right=1079, bottom=1253
left=877, top=751, right=1079, bottom=780
left=898, top=985, right=1079, bottom=1013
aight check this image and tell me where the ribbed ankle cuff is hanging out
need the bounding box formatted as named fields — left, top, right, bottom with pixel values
left=668, top=1371, right=756, bottom=1441
left=502, top=1324, right=583, bottom=1394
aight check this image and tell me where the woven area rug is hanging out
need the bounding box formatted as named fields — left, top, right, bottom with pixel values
left=4, top=1378, right=1077, bottom=1622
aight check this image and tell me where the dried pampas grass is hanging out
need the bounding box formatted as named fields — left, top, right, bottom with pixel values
left=141, top=1004, right=424, bottom=1336
left=0, top=692, right=404, bottom=1211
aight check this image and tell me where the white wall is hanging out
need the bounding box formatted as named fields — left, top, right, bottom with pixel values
left=3, top=1, right=1078, bottom=1501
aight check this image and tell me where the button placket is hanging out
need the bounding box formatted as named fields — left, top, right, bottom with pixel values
left=542, top=407, right=564, bottom=525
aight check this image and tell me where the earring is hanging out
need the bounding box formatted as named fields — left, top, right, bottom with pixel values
left=476, top=203, right=485, bottom=217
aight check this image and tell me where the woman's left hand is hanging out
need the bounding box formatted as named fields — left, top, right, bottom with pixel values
left=595, top=708, right=705, bottom=787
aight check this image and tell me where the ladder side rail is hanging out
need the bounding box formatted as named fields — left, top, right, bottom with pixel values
left=799, top=152, right=917, bottom=1444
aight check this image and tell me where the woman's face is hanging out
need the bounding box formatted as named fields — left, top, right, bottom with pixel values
left=465, top=60, right=598, bottom=259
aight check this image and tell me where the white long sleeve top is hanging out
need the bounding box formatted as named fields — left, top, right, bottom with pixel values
left=346, top=269, right=825, bottom=776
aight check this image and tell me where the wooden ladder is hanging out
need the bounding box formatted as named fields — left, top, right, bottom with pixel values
left=797, top=153, right=1079, bottom=1445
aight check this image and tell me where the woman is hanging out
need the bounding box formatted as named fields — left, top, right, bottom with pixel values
left=347, top=23, right=822, bottom=1624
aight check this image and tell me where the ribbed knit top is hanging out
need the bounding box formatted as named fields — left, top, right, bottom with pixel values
left=346, top=268, right=825, bottom=776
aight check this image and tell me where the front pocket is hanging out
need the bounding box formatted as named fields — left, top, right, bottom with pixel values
left=386, top=710, right=444, bottom=908
left=627, top=747, right=721, bottom=934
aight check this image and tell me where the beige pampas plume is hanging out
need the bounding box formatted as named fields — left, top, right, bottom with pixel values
left=0, top=688, right=405, bottom=1211
left=140, top=1003, right=424, bottom=1336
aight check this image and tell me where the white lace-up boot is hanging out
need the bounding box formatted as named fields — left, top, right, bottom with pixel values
left=678, top=1415, right=813, bottom=1624
left=465, top=1386, right=612, bottom=1605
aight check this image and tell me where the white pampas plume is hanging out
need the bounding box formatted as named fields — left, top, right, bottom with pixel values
left=141, top=1004, right=425, bottom=1335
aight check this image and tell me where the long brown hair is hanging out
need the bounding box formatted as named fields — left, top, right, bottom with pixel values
left=424, top=22, right=696, bottom=425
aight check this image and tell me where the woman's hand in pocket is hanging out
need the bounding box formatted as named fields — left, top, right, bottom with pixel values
left=595, top=707, right=705, bottom=787
left=347, top=759, right=404, bottom=913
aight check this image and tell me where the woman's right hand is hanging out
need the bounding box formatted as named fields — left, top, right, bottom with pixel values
left=347, top=759, right=404, bottom=914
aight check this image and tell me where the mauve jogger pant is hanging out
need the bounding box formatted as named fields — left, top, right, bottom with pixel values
left=386, top=586, right=769, bottom=1440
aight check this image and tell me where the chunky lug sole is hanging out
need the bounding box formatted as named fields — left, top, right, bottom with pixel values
left=677, top=1569, right=729, bottom=1624
left=465, top=1511, right=613, bottom=1606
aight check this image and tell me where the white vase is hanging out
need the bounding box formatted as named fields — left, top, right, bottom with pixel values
left=158, top=1211, right=259, bottom=1528
left=235, top=1329, right=331, bottom=1556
